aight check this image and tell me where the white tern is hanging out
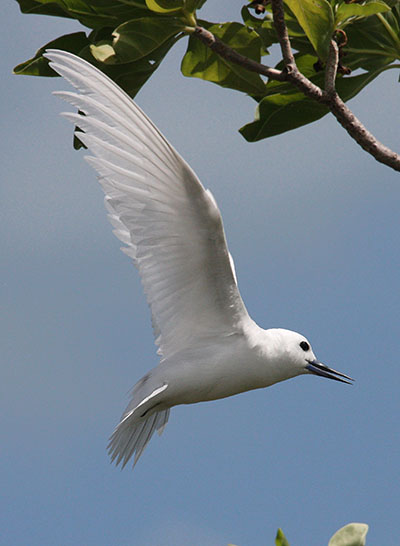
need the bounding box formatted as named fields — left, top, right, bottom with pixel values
left=45, top=50, right=353, bottom=469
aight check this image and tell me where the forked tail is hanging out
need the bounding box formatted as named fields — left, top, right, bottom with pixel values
left=108, top=406, right=170, bottom=469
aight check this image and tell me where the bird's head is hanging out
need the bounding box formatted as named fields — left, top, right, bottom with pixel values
left=271, top=329, right=353, bottom=384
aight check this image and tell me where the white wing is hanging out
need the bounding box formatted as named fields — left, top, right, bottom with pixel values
left=45, top=50, right=253, bottom=360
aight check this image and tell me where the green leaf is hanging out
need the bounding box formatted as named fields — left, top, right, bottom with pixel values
left=67, top=0, right=150, bottom=30
left=181, top=21, right=266, bottom=95
left=13, top=32, right=90, bottom=76
left=88, top=34, right=180, bottom=97
left=14, top=0, right=185, bottom=98
left=239, top=55, right=391, bottom=141
left=275, top=528, right=290, bottom=546
left=15, top=0, right=151, bottom=30
left=241, top=5, right=277, bottom=51
left=185, top=0, right=207, bottom=12
left=73, top=33, right=179, bottom=149
left=240, top=89, right=326, bottom=142
left=15, top=0, right=76, bottom=19
left=328, top=523, right=369, bottom=546
left=241, top=5, right=273, bottom=29
left=241, top=4, right=314, bottom=52
left=90, top=42, right=117, bottom=63
left=343, top=6, right=400, bottom=72
left=284, top=0, right=334, bottom=60
left=145, top=0, right=183, bottom=14
left=114, top=0, right=148, bottom=6
left=335, top=0, right=391, bottom=27
left=112, top=17, right=185, bottom=62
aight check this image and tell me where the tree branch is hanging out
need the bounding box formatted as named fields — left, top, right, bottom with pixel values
left=192, top=26, right=285, bottom=81
left=324, top=40, right=339, bottom=96
left=270, top=0, right=296, bottom=70
left=192, top=6, right=400, bottom=172
left=327, top=94, right=400, bottom=170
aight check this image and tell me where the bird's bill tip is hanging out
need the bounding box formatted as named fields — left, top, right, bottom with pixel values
left=306, top=359, right=354, bottom=384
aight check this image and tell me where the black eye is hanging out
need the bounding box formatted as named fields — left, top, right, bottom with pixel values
left=300, top=341, right=310, bottom=352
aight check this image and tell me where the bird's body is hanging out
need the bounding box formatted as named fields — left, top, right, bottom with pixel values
left=131, top=327, right=309, bottom=408
left=45, top=50, right=353, bottom=468
left=107, top=326, right=314, bottom=467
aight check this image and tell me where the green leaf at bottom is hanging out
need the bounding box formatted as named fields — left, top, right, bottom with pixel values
left=275, top=527, right=290, bottom=546
left=328, top=523, right=369, bottom=546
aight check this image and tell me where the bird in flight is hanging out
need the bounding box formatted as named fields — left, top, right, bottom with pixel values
left=45, top=50, right=353, bottom=469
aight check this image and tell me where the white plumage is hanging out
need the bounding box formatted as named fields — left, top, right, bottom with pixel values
left=45, top=50, right=353, bottom=469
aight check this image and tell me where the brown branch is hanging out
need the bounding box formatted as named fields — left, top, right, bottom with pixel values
left=192, top=10, right=400, bottom=172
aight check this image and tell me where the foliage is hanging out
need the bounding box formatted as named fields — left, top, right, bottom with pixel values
left=328, top=523, right=369, bottom=546
left=228, top=522, right=368, bottom=545
left=14, top=0, right=400, bottom=141
left=273, top=523, right=369, bottom=546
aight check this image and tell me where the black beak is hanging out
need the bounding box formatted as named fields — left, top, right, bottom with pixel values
left=306, top=359, right=354, bottom=385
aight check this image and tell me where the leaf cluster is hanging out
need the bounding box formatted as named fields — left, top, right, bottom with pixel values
left=276, top=522, right=369, bottom=546
left=229, top=522, right=369, bottom=545
left=14, top=0, right=400, bottom=141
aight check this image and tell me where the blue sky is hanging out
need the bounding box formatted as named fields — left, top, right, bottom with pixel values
left=2, top=2, right=400, bottom=545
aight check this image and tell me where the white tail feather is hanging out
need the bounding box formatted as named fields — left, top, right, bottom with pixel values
left=108, top=408, right=170, bottom=469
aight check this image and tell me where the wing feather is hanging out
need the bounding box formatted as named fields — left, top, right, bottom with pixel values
left=45, top=50, right=252, bottom=359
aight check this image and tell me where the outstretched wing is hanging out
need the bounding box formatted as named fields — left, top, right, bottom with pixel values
left=45, top=50, right=253, bottom=360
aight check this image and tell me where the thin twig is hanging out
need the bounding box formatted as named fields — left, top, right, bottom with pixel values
left=193, top=26, right=285, bottom=81
left=328, top=95, right=400, bottom=170
left=286, top=70, right=323, bottom=101
left=324, top=40, right=339, bottom=96
left=270, top=0, right=296, bottom=70
left=262, top=0, right=323, bottom=101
